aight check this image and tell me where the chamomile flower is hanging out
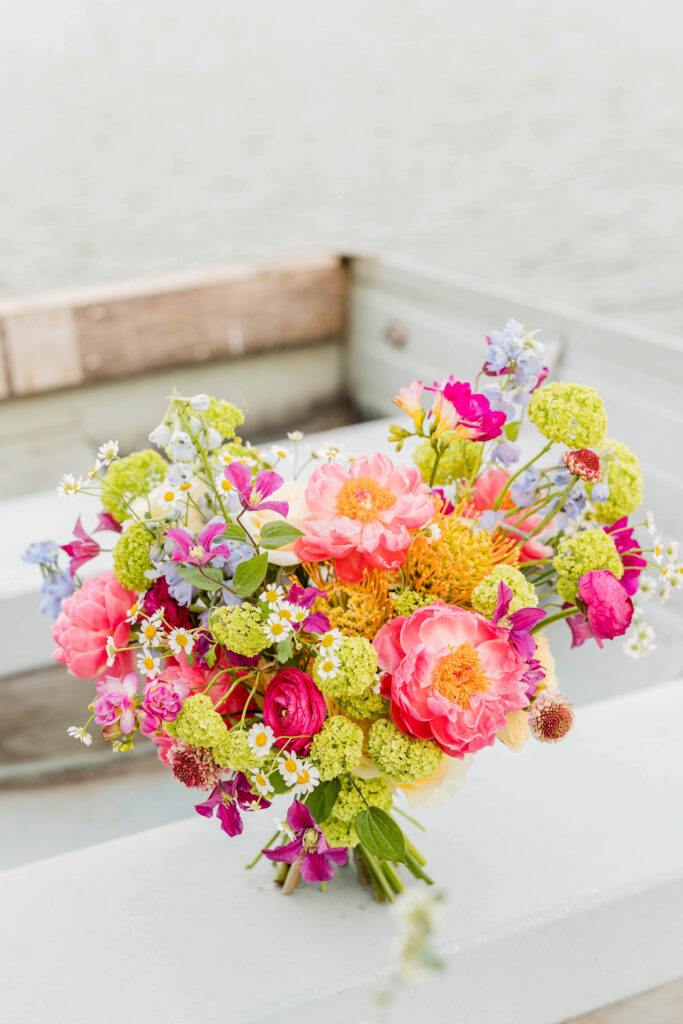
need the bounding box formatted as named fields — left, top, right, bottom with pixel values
left=67, top=725, right=93, bottom=746
left=270, top=446, right=290, bottom=462
left=652, top=538, right=664, bottom=564
left=637, top=576, right=657, bottom=599
left=168, top=627, right=195, bottom=655
left=314, top=444, right=344, bottom=460
left=159, top=486, right=185, bottom=512
left=247, top=722, right=275, bottom=757
left=215, top=473, right=235, bottom=497
left=317, top=629, right=343, bottom=655
left=251, top=770, right=274, bottom=797
left=138, top=651, right=161, bottom=678
left=292, top=761, right=320, bottom=796
left=105, top=635, right=117, bottom=667
left=273, top=816, right=295, bottom=840
left=289, top=606, right=308, bottom=626
left=645, top=511, right=657, bottom=536
left=314, top=654, right=340, bottom=681
left=273, top=602, right=295, bottom=623
left=624, top=621, right=657, bottom=658
left=664, top=541, right=679, bottom=561
left=287, top=430, right=304, bottom=442
left=57, top=474, right=82, bottom=498
left=277, top=751, right=301, bottom=786
left=263, top=617, right=293, bottom=644
left=261, top=584, right=284, bottom=607
left=140, top=612, right=164, bottom=645
left=97, top=440, right=119, bottom=465
left=86, top=463, right=101, bottom=480
left=126, top=600, right=144, bottom=624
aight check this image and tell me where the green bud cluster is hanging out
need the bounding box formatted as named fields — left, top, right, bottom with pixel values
left=529, top=382, right=607, bottom=448
left=312, top=636, right=378, bottom=699
left=112, top=521, right=155, bottom=592
left=309, top=716, right=364, bottom=781
left=101, top=449, right=168, bottom=522
left=367, top=718, right=442, bottom=783
left=471, top=565, right=538, bottom=619
left=553, top=529, right=624, bottom=602
left=208, top=604, right=269, bottom=657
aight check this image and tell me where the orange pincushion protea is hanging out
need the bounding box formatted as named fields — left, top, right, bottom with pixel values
left=304, top=562, right=394, bottom=641
left=404, top=507, right=518, bottom=607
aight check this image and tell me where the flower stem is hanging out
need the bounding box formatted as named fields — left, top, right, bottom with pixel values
left=493, top=441, right=553, bottom=509
left=245, top=831, right=279, bottom=870
left=531, top=606, right=578, bottom=633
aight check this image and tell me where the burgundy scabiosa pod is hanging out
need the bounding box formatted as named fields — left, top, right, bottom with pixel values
left=562, top=448, right=602, bottom=483
left=529, top=691, right=575, bottom=743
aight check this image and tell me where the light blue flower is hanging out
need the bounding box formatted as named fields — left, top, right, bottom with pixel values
left=22, top=540, right=59, bottom=566
left=491, top=441, right=521, bottom=467
left=39, top=569, right=74, bottom=617
left=510, top=469, right=540, bottom=508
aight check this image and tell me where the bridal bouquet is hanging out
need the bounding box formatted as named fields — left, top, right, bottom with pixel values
left=25, top=320, right=672, bottom=900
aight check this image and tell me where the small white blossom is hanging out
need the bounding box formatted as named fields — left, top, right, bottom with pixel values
left=317, top=629, right=343, bottom=655
left=97, top=440, right=119, bottom=465
left=273, top=816, right=295, bottom=840
left=138, top=651, right=161, bottom=678
left=263, top=617, right=293, bottom=644
left=247, top=723, right=275, bottom=758
left=140, top=612, right=164, bottom=645
left=293, top=761, right=320, bottom=796
left=149, top=422, right=173, bottom=447
left=269, top=445, right=290, bottom=462
left=205, top=427, right=223, bottom=451
left=261, top=584, right=285, bottom=607
left=126, top=599, right=144, bottom=624
left=57, top=474, right=82, bottom=498
left=645, top=511, right=657, bottom=536
left=314, top=654, right=340, bottom=680
left=105, top=635, right=117, bottom=667
left=188, top=393, right=211, bottom=411
left=168, top=627, right=195, bottom=655
left=637, top=576, right=657, bottom=599
left=652, top=538, right=664, bottom=564
left=168, top=430, right=197, bottom=463
left=287, top=431, right=304, bottom=442
left=67, top=726, right=93, bottom=746
left=251, top=770, right=275, bottom=797
left=278, top=751, right=301, bottom=786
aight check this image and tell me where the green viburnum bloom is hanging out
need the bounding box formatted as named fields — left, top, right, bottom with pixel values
left=553, top=529, right=624, bottom=602
left=208, top=604, right=269, bottom=658
left=321, top=815, right=361, bottom=849
left=203, top=399, right=245, bottom=441
left=591, top=438, right=643, bottom=524
left=391, top=589, right=436, bottom=618
left=413, top=436, right=481, bottom=485
left=471, top=565, right=538, bottom=619
left=312, top=636, right=378, bottom=699
left=112, top=521, right=155, bottom=592
left=101, top=449, right=168, bottom=522
left=170, top=694, right=228, bottom=750
left=214, top=728, right=259, bottom=772
left=335, top=688, right=390, bottom=721
left=321, top=776, right=393, bottom=848
left=528, top=382, right=607, bottom=448
left=367, top=718, right=442, bottom=784
left=309, top=716, right=364, bottom=781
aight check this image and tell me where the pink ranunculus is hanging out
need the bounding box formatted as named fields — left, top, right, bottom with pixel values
left=51, top=570, right=136, bottom=679
left=577, top=570, right=634, bottom=646
left=374, top=601, right=529, bottom=758
left=262, top=669, right=327, bottom=754
left=293, top=453, right=434, bottom=584
left=138, top=678, right=189, bottom=736
left=93, top=672, right=139, bottom=734
left=469, top=467, right=555, bottom=562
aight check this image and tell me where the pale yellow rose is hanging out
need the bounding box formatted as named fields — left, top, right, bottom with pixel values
left=497, top=709, right=530, bottom=751
left=130, top=478, right=208, bottom=532
left=240, top=479, right=310, bottom=566
left=397, top=753, right=472, bottom=808
left=535, top=632, right=559, bottom=694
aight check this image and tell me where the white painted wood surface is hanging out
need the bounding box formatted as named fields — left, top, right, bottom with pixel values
left=1, top=678, right=681, bottom=1024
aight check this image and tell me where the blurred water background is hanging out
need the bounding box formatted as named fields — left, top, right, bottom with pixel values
left=2, top=0, right=683, bottom=334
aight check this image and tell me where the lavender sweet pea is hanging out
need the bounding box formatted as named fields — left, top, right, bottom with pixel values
left=263, top=801, right=348, bottom=884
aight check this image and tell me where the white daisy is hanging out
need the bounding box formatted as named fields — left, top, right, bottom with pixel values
left=269, top=446, right=290, bottom=461
left=97, top=440, right=119, bottom=465
left=317, top=629, right=343, bottom=655
left=251, top=770, right=274, bottom=797
left=86, top=463, right=101, bottom=480
left=140, top=612, right=164, bottom=645
left=652, top=538, right=664, bottom=564
left=57, top=473, right=82, bottom=498
left=263, top=617, right=294, bottom=644
left=262, top=584, right=284, bottom=607
left=247, top=722, right=275, bottom=758
left=664, top=541, right=679, bottom=561
left=138, top=651, right=161, bottom=678
left=287, top=430, right=304, bottom=442
left=158, top=485, right=184, bottom=511
left=105, top=635, right=117, bottom=667
left=126, top=600, right=144, bottom=624
left=637, top=576, right=657, bottom=599
left=168, top=627, right=195, bottom=655
left=273, top=816, right=295, bottom=840
left=293, top=761, right=320, bottom=796
left=289, top=606, right=308, bottom=626
left=273, top=601, right=295, bottom=623
left=67, top=725, right=93, bottom=746
left=314, top=654, right=340, bottom=681
left=645, top=511, right=657, bottom=536
left=277, top=751, right=301, bottom=786
left=215, top=474, right=235, bottom=497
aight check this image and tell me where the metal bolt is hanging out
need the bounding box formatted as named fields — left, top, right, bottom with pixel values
left=384, top=320, right=407, bottom=349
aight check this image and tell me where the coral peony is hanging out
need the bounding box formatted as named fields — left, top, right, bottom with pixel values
left=375, top=601, right=529, bottom=758
left=52, top=570, right=136, bottom=679
left=262, top=669, right=327, bottom=754
left=294, top=453, right=434, bottom=584
left=469, top=467, right=554, bottom=562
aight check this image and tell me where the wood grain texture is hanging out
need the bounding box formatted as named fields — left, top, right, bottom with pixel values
left=0, top=255, right=348, bottom=396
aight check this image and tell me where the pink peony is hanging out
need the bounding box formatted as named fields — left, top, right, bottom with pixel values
left=93, top=672, right=139, bottom=734
left=374, top=601, right=529, bottom=758
left=469, top=467, right=554, bottom=562
left=262, top=669, right=327, bottom=754
left=52, top=570, right=136, bottom=679
left=294, top=453, right=434, bottom=584
left=576, top=570, right=633, bottom=647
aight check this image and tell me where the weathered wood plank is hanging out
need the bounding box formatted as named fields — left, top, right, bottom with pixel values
left=0, top=255, right=348, bottom=396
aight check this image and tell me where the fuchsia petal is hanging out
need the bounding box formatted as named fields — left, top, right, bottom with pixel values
left=287, top=799, right=316, bottom=832
left=263, top=839, right=302, bottom=864
left=254, top=469, right=284, bottom=500
left=95, top=512, right=123, bottom=534
left=300, top=851, right=336, bottom=884
left=224, top=462, right=252, bottom=495
left=216, top=802, right=243, bottom=837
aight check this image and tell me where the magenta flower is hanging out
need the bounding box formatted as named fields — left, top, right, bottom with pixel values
left=603, top=518, right=647, bottom=597
left=60, top=517, right=100, bottom=576
left=165, top=519, right=232, bottom=567
left=263, top=669, right=327, bottom=754
left=224, top=462, right=289, bottom=515
left=92, top=672, right=139, bottom=734
left=568, top=570, right=634, bottom=649
left=492, top=582, right=546, bottom=659
left=95, top=512, right=123, bottom=534
left=263, top=801, right=348, bottom=883
left=426, top=378, right=506, bottom=441
left=138, top=678, right=189, bottom=735
left=195, top=772, right=271, bottom=836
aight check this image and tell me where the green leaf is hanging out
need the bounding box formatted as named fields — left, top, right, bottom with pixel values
left=204, top=646, right=217, bottom=668
left=221, top=523, right=247, bottom=541
left=305, top=778, right=341, bottom=825
left=177, top=565, right=224, bottom=591
left=232, top=553, right=268, bottom=596
left=355, top=807, right=406, bottom=863
left=269, top=769, right=290, bottom=795
left=505, top=420, right=521, bottom=442
left=259, top=521, right=304, bottom=549
left=185, top=652, right=195, bottom=667
left=276, top=637, right=294, bottom=662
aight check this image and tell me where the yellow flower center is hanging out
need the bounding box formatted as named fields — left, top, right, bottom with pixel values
left=176, top=633, right=188, bottom=647
left=255, top=733, right=267, bottom=747
left=284, top=758, right=297, bottom=773
left=221, top=480, right=232, bottom=492
left=144, top=624, right=157, bottom=640
left=320, top=634, right=335, bottom=648
left=164, top=490, right=176, bottom=502
left=335, top=476, right=397, bottom=523
left=189, top=544, right=205, bottom=560
left=277, top=608, right=293, bottom=621
left=179, top=481, right=192, bottom=491
left=432, top=642, right=489, bottom=709
left=255, top=774, right=266, bottom=787
left=297, top=769, right=310, bottom=784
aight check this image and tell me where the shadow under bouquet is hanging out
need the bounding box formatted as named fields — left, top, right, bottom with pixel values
left=27, top=320, right=672, bottom=901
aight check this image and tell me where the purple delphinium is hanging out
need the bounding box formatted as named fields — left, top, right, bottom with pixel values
left=224, top=461, right=289, bottom=515
left=165, top=518, right=232, bottom=567
left=263, top=800, right=348, bottom=884
left=195, top=773, right=271, bottom=837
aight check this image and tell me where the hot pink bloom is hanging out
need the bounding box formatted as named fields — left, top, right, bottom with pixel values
left=138, top=678, right=189, bottom=736
left=165, top=518, right=232, bottom=567
left=374, top=601, right=529, bottom=758
left=93, top=672, right=139, bottom=734
left=572, top=570, right=634, bottom=648
left=60, top=517, right=100, bottom=576
left=52, top=570, right=135, bottom=679
left=224, top=462, right=289, bottom=515
left=469, top=467, right=554, bottom=562
left=426, top=378, right=506, bottom=441
left=263, top=669, right=327, bottom=754
left=603, top=518, right=646, bottom=597
left=263, top=800, right=348, bottom=883
left=294, top=454, right=434, bottom=584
